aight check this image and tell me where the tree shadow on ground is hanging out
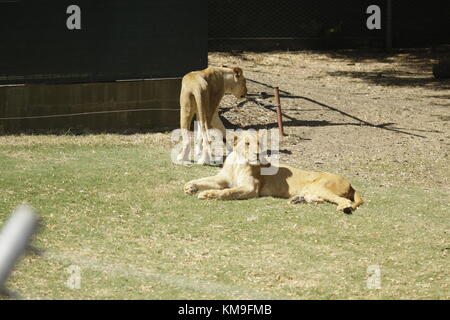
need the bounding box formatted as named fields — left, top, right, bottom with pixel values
left=238, top=49, right=449, bottom=90
left=241, top=76, right=446, bottom=137
left=314, top=48, right=446, bottom=67
left=427, top=94, right=450, bottom=100
left=316, top=48, right=450, bottom=90
left=326, top=70, right=449, bottom=89
left=220, top=82, right=444, bottom=139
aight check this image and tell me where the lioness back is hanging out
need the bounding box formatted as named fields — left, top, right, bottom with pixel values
left=259, top=164, right=353, bottom=198
left=181, top=70, right=208, bottom=92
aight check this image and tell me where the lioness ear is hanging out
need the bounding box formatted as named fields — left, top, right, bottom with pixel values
left=233, top=67, right=243, bottom=78
left=232, top=134, right=239, bottom=147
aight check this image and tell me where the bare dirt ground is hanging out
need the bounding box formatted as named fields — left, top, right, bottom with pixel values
left=210, top=50, right=450, bottom=191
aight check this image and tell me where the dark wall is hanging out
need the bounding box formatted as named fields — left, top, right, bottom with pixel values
left=0, top=0, right=207, bottom=85
left=0, top=79, right=182, bottom=133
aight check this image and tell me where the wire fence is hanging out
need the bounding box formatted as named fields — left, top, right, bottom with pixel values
left=208, top=0, right=450, bottom=51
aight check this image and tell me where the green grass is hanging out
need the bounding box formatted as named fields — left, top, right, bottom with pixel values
left=0, top=134, right=448, bottom=299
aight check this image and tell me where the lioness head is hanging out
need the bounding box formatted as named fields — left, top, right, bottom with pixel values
left=232, top=130, right=269, bottom=166
left=228, top=67, right=247, bottom=99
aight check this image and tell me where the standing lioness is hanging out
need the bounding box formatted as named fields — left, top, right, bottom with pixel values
left=178, top=66, right=247, bottom=164
left=184, top=130, right=364, bottom=214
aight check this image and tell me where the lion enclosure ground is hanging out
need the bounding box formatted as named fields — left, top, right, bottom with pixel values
left=0, top=50, right=449, bottom=299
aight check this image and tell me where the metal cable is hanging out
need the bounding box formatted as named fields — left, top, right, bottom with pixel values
left=0, top=107, right=180, bottom=120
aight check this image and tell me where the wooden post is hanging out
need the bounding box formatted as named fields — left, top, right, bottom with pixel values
left=274, top=87, right=286, bottom=136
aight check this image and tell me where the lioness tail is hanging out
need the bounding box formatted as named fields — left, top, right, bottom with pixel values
left=352, top=190, right=364, bottom=209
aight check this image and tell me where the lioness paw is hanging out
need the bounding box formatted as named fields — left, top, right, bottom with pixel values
left=336, top=201, right=354, bottom=214
left=197, top=156, right=209, bottom=166
left=177, top=152, right=192, bottom=165
left=198, top=190, right=220, bottom=200
left=289, top=196, right=305, bottom=204
left=184, top=183, right=198, bottom=195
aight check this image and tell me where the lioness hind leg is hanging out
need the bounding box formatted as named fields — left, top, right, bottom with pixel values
left=192, top=90, right=214, bottom=165
left=184, top=175, right=229, bottom=195
left=288, top=193, right=324, bottom=205
left=177, top=129, right=193, bottom=163
left=178, top=97, right=195, bottom=163
left=313, top=189, right=354, bottom=214
left=197, top=136, right=212, bottom=165
left=196, top=118, right=216, bottom=165
left=211, top=111, right=226, bottom=137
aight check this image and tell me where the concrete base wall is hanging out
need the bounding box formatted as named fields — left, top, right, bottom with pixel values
left=0, top=78, right=181, bottom=133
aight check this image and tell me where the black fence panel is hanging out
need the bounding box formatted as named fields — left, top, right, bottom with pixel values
left=208, top=0, right=450, bottom=51
left=208, top=0, right=386, bottom=50
left=0, top=0, right=207, bottom=85
left=209, top=0, right=385, bottom=38
left=392, top=0, right=450, bottom=48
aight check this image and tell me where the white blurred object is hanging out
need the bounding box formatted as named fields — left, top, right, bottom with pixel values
left=0, top=205, right=39, bottom=290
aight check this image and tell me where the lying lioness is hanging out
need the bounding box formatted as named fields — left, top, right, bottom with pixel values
left=184, top=130, right=364, bottom=213
left=178, top=66, right=247, bottom=165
